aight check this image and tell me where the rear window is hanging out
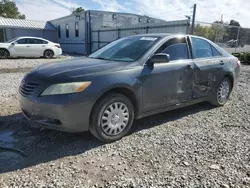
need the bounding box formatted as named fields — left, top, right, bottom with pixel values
left=211, top=45, right=221, bottom=56
left=191, top=37, right=213, bottom=59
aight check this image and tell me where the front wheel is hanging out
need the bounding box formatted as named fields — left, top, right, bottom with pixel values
left=90, top=93, right=134, bottom=142
left=0, top=49, right=10, bottom=59
left=210, top=77, right=232, bottom=106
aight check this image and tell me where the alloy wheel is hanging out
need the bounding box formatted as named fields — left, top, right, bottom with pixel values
left=217, top=80, right=230, bottom=104
left=0, top=49, right=9, bottom=59
left=44, top=50, right=53, bottom=58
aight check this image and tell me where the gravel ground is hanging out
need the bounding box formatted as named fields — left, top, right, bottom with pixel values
left=0, top=54, right=81, bottom=70
left=0, top=59, right=250, bottom=187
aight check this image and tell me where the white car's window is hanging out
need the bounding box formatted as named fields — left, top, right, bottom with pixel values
left=32, top=39, right=48, bottom=44
left=16, top=38, right=28, bottom=44
left=21, top=39, right=49, bottom=44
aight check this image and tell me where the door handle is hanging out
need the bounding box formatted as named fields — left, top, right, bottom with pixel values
left=220, top=61, right=224, bottom=65
left=42, top=45, right=45, bottom=47
left=26, top=45, right=30, bottom=47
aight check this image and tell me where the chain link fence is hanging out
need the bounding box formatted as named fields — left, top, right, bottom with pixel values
left=91, top=20, right=190, bottom=53
left=194, top=21, right=250, bottom=54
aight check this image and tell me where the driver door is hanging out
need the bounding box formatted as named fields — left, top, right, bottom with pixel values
left=142, top=37, right=194, bottom=112
left=9, top=38, right=29, bottom=56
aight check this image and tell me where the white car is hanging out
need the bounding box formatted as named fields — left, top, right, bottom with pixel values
left=0, top=37, right=62, bottom=59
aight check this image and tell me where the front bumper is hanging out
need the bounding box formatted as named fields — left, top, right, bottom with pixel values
left=19, top=94, right=93, bottom=132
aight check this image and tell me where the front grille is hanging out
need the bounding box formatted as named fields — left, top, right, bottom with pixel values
left=19, top=81, right=40, bottom=97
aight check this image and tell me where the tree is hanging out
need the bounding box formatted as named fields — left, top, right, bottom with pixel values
left=194, top=24, right=216, bottom=41
left=72, top=7, right=84, bottom=15
left=227, top=20, right=240, bottom=40
left=0, top=0, right=25, bottom=19
left=223, top=20, right=247, bottom=44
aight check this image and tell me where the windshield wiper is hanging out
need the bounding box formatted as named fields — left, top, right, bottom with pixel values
left=88, top=57, right=108, bottom=60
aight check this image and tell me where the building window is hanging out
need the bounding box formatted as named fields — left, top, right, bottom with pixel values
left=66, top=24, right=69, bottom=38
left=58, top=25, right=61, bottom=38
left=75, top=22, right=79, bottom=37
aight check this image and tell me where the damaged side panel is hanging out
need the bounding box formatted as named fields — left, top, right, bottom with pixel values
left=193, top=58, right=224, bottom=98
left=142, top=60, right=194, bottom=112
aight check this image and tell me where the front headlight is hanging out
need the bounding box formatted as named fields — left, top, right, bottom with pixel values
left=41, top=82, right=91, bottom=96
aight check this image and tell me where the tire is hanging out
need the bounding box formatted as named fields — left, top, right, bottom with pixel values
left=90, top=93, right=134, bottom=142
left=44, top=50, right=54, bottom=59
left=210, top=77, right=232, bottom=106
left=0, top=49, right=10, bottom=59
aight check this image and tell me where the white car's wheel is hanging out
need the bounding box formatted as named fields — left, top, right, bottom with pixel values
left=0, top=49, right=10, bottom=59
left=44, top=50, right=54, bottom=59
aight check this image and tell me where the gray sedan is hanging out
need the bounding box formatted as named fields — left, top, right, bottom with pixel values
left=19, top=34, right=240, bottom=142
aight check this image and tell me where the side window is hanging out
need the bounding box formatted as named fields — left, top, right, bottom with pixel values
left=75, top=22, right=79, bottom=37
left=26, top=39, right=35, bottom=44
left=191, top=37, right=212, bottom=59
left=58, top=25, right=61, bottom=38
left=33, top=39, right=44, bottom=44
left=156, top=37, right=189, bottom=61
left=66, top=24, right=69, bottom=38
left=43, top=40, right=48, bottom=44
left=211, top=45, right=221, bottom=56
left=16, top=39, right=27, bottom=44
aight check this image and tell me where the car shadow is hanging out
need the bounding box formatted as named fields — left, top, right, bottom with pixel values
left=0, top=102, right=215, bottom=173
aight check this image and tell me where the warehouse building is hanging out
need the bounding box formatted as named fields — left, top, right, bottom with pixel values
left=0, top=10, right=188, bottom=55
left=0, top=17, right=57, bottom=42
left=50, top=10, right=167, bottom=54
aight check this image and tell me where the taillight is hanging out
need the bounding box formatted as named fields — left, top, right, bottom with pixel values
left=55, top=45, right=61, bottom=48
left=236, top=59, right=241, bottom=68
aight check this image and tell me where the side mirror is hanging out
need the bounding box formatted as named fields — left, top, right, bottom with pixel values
left=11, top=42, right=16, bottom=45
left=148, top=53, right=170, bottom=65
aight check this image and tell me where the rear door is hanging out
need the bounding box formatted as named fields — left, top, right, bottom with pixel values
left=190, top=37, right=224, bottom=98
left=29, top=39, right=48, bottom=56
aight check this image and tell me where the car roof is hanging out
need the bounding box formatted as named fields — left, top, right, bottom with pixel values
left=15, top=36, right=50, bottom=41
left=132, top=33, right=209, bottom=39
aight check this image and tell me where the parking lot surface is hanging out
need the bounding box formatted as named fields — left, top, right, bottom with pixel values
left=0, top=57, right=250, bottom=187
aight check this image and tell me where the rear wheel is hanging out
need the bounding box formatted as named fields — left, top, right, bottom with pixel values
left=90, top=93, right=134, bottom=142
left=44, top=50, right=54, bottom=59
left=0, top=49, right=10, bottom=59
left=210, top=77, right=232, bottom=106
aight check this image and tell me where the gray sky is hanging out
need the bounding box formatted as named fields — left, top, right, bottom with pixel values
left=15, top=0, right=250, bottom=27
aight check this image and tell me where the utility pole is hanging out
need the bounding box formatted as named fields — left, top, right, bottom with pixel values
left=235, top=27, right=241, bottom=53
left=191, top=4, right=196, bottom=34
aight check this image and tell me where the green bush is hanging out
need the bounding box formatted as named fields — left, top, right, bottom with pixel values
left=232, top=52, right=247, bottom=62
left=244, top=53, right=250, bottom=63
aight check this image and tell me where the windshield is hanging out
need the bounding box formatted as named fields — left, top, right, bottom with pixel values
left=6, top=37, right=18, bottom=43
left=89, top=36, right=161, bottom=62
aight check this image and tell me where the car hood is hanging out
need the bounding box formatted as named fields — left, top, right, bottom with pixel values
left=27, top=57, right=127, bottom=83
left=0, top=43, right=10, bottom=47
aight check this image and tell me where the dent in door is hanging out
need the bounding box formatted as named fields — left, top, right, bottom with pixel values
left=193, top=65, right=219, bottom=98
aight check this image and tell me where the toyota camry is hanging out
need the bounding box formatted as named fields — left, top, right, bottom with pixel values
left=19, top=34, right=240, bottom=142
